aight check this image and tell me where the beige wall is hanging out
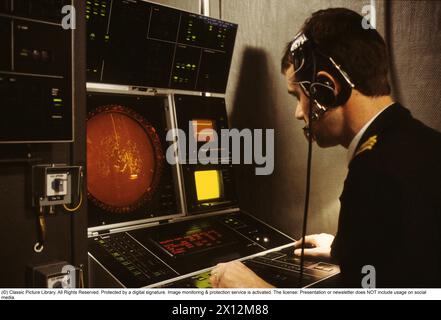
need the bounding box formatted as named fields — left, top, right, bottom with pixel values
left=151, top=0, right=199, bottom=12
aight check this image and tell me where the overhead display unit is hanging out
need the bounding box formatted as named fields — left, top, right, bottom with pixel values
left=86, top=0, right=238, bottom=93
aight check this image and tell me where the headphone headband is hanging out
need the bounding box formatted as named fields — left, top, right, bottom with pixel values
left=289, top=32, right=354, bottom=115
left=290, top=32, right=309, bottom=52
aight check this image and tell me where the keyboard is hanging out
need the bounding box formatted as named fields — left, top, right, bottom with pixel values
left=242, top=247, right=339, bottom=287
left=90, top=233, right=178, bottom=288
left=160, top=247, right=339, bottom=288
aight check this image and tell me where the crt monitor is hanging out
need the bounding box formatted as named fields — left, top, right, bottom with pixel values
left=194, top=170, right=223, bottom=202
left=86, top=92, right=181, bottom=228
left=192, top=119, right=217, bottom=143
left=183, top=165, right=237, bottom=214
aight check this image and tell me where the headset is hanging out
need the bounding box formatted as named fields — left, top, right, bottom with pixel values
left=290, top=32, right=356, bottom=285
left=290, top=32, right=355, bottom=121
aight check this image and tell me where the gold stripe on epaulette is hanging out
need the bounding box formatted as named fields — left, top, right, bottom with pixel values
left=354, top=135, right=378, bottom=158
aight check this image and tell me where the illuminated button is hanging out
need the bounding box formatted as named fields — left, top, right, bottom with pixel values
left=31, top=50, right=41, bottom=60
left=314, top=263, right=334, bottom=272
left=19, top=49, right=30, bottom=58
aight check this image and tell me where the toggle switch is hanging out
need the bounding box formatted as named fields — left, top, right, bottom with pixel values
left=47, top=173, right=68, bottom=197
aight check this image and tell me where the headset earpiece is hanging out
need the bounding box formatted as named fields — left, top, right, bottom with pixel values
left=310, top=75, right=337, bottom=107
left=290, top=32, right=354, bottom=112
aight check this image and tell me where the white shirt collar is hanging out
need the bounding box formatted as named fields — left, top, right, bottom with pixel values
left=347, top=103, right=394, bottom=166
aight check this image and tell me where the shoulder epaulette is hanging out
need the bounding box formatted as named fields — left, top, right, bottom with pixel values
left=354, top=135, right=378, bottom=158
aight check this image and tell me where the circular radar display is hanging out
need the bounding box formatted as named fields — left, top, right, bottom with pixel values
left=87, top=105, right=164, bottom=213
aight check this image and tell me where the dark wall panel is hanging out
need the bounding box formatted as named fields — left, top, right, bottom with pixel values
left=0, top=0, right=87, bottom=288
left=0, top=162, right=71, bottom=287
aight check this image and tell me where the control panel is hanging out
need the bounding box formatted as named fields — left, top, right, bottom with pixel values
left=89, top=233, right=178, bottom=288
left=86, top=0, right=237, bottom=93
left=32, top=165, right=82, bottom=208
left=0, top=0, right=73, bottom=143
left=163, top=247, right=339, bottom=289
left=88, top=211, right=297, bottom=288
left=173, top=95, right=238, bottom=214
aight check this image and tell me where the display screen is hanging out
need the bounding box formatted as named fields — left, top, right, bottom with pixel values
left=86, top=0, right=238, bottom=93
left=153, top=222, right=236, bottom=257
left=192, top=119, right=216, bottom=142
left=86, top=93, right=179, bottom=228
left=194, top=170, right=222, bottom=201
left=87, top=106, right=163, bottom=213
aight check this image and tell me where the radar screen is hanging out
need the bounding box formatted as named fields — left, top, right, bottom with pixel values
left=87, top=105, right=163, bottom=213
left=87, top=92, right=181, bottom=228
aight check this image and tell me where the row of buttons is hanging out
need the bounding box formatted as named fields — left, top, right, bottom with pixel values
left=96, top=233, right=175, bottom=284
left=18, top=48, right=51, bottom=63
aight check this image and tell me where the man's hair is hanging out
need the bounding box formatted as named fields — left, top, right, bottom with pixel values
left=281, top=8, right=391, bottom=97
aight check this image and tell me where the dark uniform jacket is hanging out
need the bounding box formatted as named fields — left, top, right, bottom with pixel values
left=331, top=103, right=441, bottom=288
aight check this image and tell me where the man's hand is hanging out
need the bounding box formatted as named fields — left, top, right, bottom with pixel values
left=210, top=261, right=274, bottom=288
left=294, top=233, right=334, bottom=260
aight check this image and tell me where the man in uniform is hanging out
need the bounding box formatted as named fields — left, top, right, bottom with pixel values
left=210, top=8, right=441, bottom=288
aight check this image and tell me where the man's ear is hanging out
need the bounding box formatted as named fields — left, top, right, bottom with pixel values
left=316, top=71, right=340, bottom=95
